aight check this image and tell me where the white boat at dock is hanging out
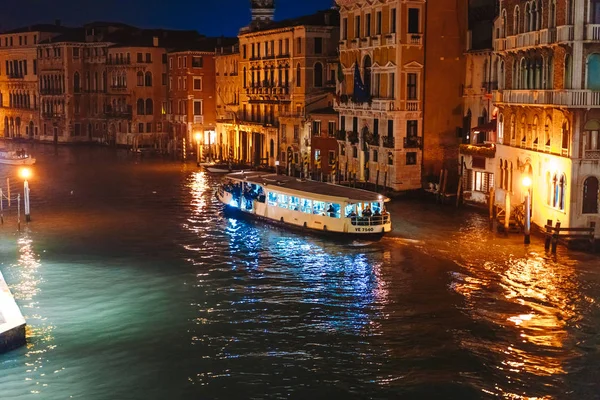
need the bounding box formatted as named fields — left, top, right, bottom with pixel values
left=217, top=171, right=392, bottom=238
left=0, top=149, right=36, bottom=165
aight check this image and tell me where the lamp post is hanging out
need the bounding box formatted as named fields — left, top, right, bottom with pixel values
left=19, top=167, right=31, bottom=223
left=195, top=132, right=201, bottom=167
left=522, top=176, right=532, bottom=244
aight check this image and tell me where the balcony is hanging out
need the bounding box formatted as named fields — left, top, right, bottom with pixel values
left=495, top=89, right=600, bottom=108
left=365, top=133, right=380, bottom=146
left=494, top=38, right=506, bottom=51
left=334, top=97, right=394, bottom=112
left=110, top=85, right=128, bottom=91
left=42, top=112, right=63, bottom=118
left=359, top=37, right=371, bottom=48
left=382, top=136, right=395, bottom=148
left=557, top=25, right=574, bottom=42
left=385, top=33, right=396, bottom=45
left=459, top=143, right=496, bottom=158
left=193, top=115, right=204, bottom=124
left=404, top=136, right=422, bottom=149
left=405, top=101, right=420, bottom=111
left=8, top=73, right=24, bottom=79
left=40, top=89, right=63, bottom=95
left=587, top=24, right=600, bottom=40
left=407, top=34, right=422, bottom=46
left=585, top=149, right=600, bottom=159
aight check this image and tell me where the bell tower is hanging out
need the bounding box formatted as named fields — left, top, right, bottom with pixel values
left=250, top=0, right=275, bottom=24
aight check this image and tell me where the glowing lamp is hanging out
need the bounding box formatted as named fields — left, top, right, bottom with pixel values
left=19, top=168, right=32, bottom=180
left=195, top=132, right=202, bottom=143
left=522, top=176, right=532, bottom=188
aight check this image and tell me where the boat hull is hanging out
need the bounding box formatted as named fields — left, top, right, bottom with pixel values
left=0, top=158, right=36, bottom=166
left=221, top=204, right=386, bottom=241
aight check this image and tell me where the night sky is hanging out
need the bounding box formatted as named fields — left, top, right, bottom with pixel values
left=1, top=0, right=334, bottom=37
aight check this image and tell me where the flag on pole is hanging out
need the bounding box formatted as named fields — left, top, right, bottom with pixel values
left=352, top=62, right=368, bottom=103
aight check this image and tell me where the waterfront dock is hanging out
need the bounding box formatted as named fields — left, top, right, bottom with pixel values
left=0, top=271, right=26, bottom=354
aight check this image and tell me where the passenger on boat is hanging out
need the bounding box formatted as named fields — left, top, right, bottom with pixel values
left=327, top=204, right=335, bottom=217
left=362, top=206, right=372, bottom=217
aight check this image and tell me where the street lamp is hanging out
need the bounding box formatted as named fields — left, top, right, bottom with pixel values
left=522, top=176, right=532, bottom=244
left=19, top=167, right=31, bottom=223
left=195, top=132, right=202, bottom=167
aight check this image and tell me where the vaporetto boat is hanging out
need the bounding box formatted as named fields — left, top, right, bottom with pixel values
left=217, top=171, right=392, bottom=238
left=0, top=149, right=36, bottom=165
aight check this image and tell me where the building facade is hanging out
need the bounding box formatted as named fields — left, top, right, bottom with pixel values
left=215, top=46, right=241, bottom=161
left=492, top=0, right=600, bottom=235
left=219, top=4, right=340, bottom=171
left=0, top=25, right=64, bottom=139
left=459, top=0, right=499, bottom=206
left=335, top=0, right=425, bottom=191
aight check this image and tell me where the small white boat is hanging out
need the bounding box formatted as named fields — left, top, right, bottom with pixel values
left=217, top=172, right=392, bottom=238
left=0, top=150, right=36, bottom=165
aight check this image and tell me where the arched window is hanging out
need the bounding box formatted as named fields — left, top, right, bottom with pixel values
left=499, top=60, right=505, bottom=89
left=498, top=114, right=504, bottom=144
left=296, top=63, right=301, bottom=87
left=243, top=67, right=247, bottom=88
left=584, top=119, right=600, bottom=152
left=102, top=71, right=107, bottom=91
left=545, top=116, right=552, bottom=149
left=145, top=98, right=153, bottom=115
left=558, top=174, right=566, bottom=211
left=587, top=53, right=600, bottom=90
left=137, top=71, right=144, bottom=86
left=545, top=55, right=554, bottom=89
left=137, top=98, right=145, bottom=115
left=520, top=58, right=528, bottom=89
left=314, top=62, right=323, bottom=87
left=269, top=139, right=274, bottom=157
left=524, top=3, right=531, bottom=32
left=562, top=121, right=570, bottom=155
left=514, top=6, right=521, bottom=35
left=546, top=171, right=552, bottom=205
left=583, top=177, right=599, bottom=214
left=520, top=115, right=526, bottom=144
left=567, top=0, right=574, bottom=24
left=363, top=55, right=372, bottom=94
left=549, top=0, right=557, bottom=27
left=74, top=72, right=80, bottom=93
left=501, top=9, right=507, bottom=37
left=565, top=54, right=573, bottom=89
left=145, top=71, right=152, bottom=87
left=533, top=115, right=539, bottom=146
left=510, top=114, right=516, bottom=140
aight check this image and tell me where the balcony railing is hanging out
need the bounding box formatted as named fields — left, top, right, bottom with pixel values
left=193, top=115, right=204, bottom=124
left=405, top=101, right=420, bottom=111
left=585, top=149, right=600, bottom=159
left=8, top=73, right=24, bottom=79
left=587, top=24, right=600, bottom=40
left=404, top=136, right=422, bottom=149
left=495, top=89, right=600, bottom=108
left=408, top=34, right=422, bottom=45
left=557, top=25, right=574, bottom=42
left=382, top=136, right=395, bottom=148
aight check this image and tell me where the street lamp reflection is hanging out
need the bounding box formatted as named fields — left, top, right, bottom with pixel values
left=195, top=132, right=202, bottom=167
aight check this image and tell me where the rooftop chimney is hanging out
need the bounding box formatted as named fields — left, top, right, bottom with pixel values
left=153, top=36, right=159, bottom=47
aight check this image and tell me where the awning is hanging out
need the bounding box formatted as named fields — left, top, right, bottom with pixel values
left=471, top=121, right=497, bottom=132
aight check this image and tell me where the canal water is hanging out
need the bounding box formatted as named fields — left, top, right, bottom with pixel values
left=0, top=143, right=599, bottom=400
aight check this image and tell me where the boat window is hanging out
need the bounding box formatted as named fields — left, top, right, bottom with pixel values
left=268, top=192, right=277, bottom=206
left=301, top=199, right=313, bottom=214
left=290, top=196, right=300, bottom=211
left=277, top=194, right=289, bottom=209
left=313, top=201, right=326, bottom=215
left=326, top=203, right=341, bottom=218
left=345, top=204, right=357, bottom=217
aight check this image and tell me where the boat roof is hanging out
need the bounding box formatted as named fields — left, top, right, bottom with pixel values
left=224, top=172, right=389, bottom=203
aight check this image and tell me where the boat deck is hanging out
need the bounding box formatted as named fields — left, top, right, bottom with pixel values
left=225, top=172, right=388, bottom=202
